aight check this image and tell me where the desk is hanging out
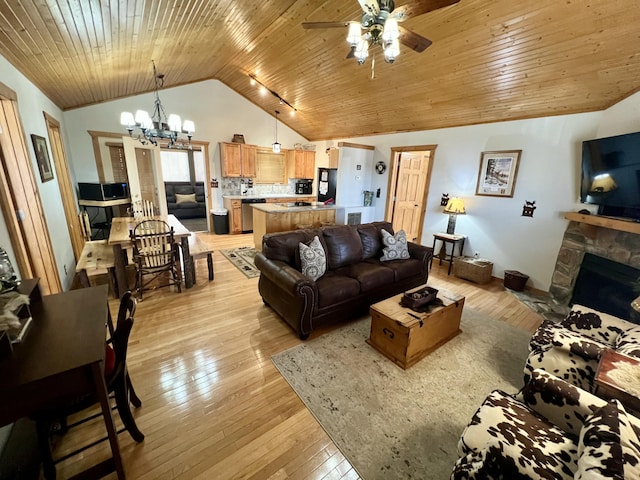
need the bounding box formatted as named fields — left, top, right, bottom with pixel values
left=0, top=283, right=125, bottom=479
left=79, top=198, right=131, bottom=240
left=109, top=215, right=193, bottom=296
left=431, top=233, right=466, bottom=275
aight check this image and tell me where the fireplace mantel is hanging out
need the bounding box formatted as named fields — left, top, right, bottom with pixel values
left=564, top=212, right=640, bottom=235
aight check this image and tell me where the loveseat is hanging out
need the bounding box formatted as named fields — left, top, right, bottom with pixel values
left=525, top=304, right=640, bottom=393
left=164, top=181, right=206, bottom=219
left=254, top=221, right=433, bottom=339
left=452, top=368, right=640, bottom=479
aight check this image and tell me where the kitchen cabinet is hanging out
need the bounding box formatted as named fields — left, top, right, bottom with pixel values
left=220, top=142, right=257, bottom=178
left=223, top=197, right=243, bottom=234
left=286, top=150, right=315, bottom=179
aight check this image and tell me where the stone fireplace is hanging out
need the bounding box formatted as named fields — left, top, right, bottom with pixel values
left=549, top=217, right=640, bottom=320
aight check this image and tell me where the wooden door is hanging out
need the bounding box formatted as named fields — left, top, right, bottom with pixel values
left=241, top=145, right=257, bottom=177
left=123, top=136, right=167, bottom=216
left=386, top=147, right=436, bottom=243
left=221, top=142, right=241, bottom=177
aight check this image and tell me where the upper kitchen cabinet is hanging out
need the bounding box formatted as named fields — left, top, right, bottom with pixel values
left=286, top=149, right=315, bottom=180
left=220, top=142, right=257, bottom=178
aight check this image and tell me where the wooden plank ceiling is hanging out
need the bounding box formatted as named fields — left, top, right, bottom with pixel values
left=0, top=0, right=638, bottom=141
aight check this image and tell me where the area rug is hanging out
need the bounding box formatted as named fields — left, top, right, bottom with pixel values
left=271, top=308, right=532, bottom=479
left=220, top=247, right=260, bottom=278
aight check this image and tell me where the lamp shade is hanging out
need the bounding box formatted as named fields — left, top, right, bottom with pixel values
left=444, top=197, right=466, bottom=215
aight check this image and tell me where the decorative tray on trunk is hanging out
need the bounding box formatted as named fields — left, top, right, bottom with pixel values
left=400, top=286, right=438, bottom=310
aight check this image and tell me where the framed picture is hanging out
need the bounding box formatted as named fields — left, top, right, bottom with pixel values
left=30, top=134, right=54, bottom=183
left=475, top=150, right=522, bottom=197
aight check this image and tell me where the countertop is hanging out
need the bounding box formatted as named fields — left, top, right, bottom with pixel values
left=251, top=203, right=339, bottom=213
left=222, top=193, right=313, bottom=200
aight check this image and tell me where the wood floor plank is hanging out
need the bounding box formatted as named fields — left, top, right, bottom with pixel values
left=52, top=232, right=542, bottom=479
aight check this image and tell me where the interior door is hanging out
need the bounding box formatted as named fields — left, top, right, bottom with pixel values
left=122, top=136, right=167, bottom=217
left=386, top=147, right=436, bottom=243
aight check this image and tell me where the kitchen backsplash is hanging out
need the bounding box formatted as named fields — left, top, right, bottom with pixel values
left=221, top=178, right=298, bottom=196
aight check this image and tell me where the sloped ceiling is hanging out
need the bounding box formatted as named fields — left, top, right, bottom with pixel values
left=0, top=0, right=638, bottom=140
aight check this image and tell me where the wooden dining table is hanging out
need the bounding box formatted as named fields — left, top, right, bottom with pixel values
left=108, top=214, right=193, bottom=297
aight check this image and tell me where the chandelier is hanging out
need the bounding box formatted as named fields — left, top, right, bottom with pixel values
left=120, top=61, right=195, bottom=148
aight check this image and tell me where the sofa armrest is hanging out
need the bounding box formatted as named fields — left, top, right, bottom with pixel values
left=561, top=305, right=632, bottom=347
left=407, top=242, right=433, bottom=264
left=254, top=253, right=315, bottom=296
left=516, top=369, right=607, bottom=437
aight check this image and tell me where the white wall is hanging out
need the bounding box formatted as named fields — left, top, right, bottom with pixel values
left=0, top=56, right=76, bottom=288
left=63, top=80, right=310, bottom=210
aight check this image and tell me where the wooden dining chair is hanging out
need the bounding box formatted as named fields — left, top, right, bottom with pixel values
left=131, top=199, right=156, bottom=219
left=130, top=219, right=182, bottom=300
left=34, top=291, right=144, bottom=479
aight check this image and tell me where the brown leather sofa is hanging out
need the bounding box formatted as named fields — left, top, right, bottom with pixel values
left=254, top=221, right=433, bottom=339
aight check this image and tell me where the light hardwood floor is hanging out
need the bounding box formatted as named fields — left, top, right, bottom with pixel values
left=54, top=233, right=543, bottom=479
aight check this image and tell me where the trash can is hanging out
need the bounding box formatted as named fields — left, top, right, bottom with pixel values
left=504, top=270, right=529, bottom=291
left=212, top=209, right=229, bottom=235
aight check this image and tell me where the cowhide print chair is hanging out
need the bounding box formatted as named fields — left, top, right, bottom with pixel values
left=525, top=304, right=640, bottom=393
left=452, top=368, right=640, bottom=479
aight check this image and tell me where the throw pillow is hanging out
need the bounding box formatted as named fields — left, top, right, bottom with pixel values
left=380, top=229, right=409, bottom=262
left=175, top=193, right=197, bottom=204
left=298, top=236, right=326, bottom=281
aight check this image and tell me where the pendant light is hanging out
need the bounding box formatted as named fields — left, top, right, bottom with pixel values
left=272, top=110, right=281, bottom=153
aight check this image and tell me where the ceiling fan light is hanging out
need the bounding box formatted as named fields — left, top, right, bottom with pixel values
left=354, top=39, right=370, bottom=64
left=346, top=22, right=362, bottom=46
left=384, top=38, right=400, bottom=63
left=382, top=17, right=399, bottom=42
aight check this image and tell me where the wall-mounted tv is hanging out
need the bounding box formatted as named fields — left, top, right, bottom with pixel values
left=581, top=131, right=640, bottom=221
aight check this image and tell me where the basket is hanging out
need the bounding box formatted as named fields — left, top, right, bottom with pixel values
left=453, top=257, right=493, bottom=284
left=401, top=286, right=438, bottom=309
left=504, top=270, right=529, bottom=291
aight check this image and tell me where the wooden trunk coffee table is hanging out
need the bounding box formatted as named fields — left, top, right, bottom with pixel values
left=367, top=287, right=465, bottom=369
left=595, top=349, right=640, bottom=414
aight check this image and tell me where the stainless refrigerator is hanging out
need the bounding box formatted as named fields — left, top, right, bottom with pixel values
left=317, top=168, right=338, bottom=204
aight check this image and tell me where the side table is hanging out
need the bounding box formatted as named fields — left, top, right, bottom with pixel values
left=431, top=233, right=466, bottom=275
left=594, top=349, right=640, bottom=414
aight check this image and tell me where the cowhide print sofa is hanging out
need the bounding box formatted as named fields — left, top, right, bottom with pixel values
left=452, top=368, right=640, bottom=479
left=525, top=304, right=640, bottom=393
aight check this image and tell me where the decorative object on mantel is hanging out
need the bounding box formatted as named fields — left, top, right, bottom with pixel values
left=120, top=61, right=195, bottom=148
left=272, top=110, right=281, bottom=153
left=522, top=200, right=536, bottom=217
left=301, top=0, right=461, bottom=66
left=443, top=197, right=466, bottom=235
left=440, top=193, right=450, bottom=207
left=475, top=150, right=522, bottom=198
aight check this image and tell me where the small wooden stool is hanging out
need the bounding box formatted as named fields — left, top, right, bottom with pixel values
left=188, top=234, right=214, bottom=282
left=75, top=240, right=118, bottom=298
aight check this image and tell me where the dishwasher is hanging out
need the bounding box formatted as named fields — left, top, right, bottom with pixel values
left=241, top=198, right=266, bottom=232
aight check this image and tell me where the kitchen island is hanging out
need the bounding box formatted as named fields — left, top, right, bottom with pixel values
left=252, top=203, right=338, bottom=250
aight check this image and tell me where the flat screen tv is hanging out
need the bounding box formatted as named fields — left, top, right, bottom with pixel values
left=581, top=131, right=640, bottom=221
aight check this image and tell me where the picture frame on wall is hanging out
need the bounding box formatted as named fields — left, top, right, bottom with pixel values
left=475, top=150, right=522, bottom=197
left=30, top=134, right=54, bottom=183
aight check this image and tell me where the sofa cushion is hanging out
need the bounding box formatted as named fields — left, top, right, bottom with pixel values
left=458, top=389, right=577, bottom=479
left=614, top=326, right=640, bottom=358
left=332, top=262, right=394, bottom=292
left=315, top=271, right=361, bottom=308
left=322, top=225, right=363, bottom=269
left=370, top=258, right=423, bottom=281
left=561, top=305, right=627, bottom=346
left=380, top=229, right=410, bottom=261
left=299, top=236, right=326, bottom=281
left=357, top=224, right=383, bottom=259
left=575, top=400, right=639, bottom=479
left=263, top=229, right=322, bottom=267
left=175, top=193, right=197, bottom=204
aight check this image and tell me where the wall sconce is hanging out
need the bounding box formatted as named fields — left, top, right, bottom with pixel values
left=440, top=193, right=450, bottom=207
left=443, top=197, right=466, bottom=234
left=522, top=200, right=536, bottom=217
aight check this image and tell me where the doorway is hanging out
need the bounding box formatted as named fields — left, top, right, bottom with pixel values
left=385, top=145, right=436, bottom=243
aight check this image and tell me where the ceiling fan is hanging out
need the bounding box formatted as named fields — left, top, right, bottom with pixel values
left=302, top=0, right=460, bottom=64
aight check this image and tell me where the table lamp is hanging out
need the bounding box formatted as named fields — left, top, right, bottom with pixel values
left=443, top=197, right=466, bottom=235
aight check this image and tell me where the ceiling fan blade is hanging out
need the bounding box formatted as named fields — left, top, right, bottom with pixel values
left=398, top=25, right=432, bottom=53
left=358, top=0, right=380, bottom=15
left=302, top=21, right=350, bottom=29
left=346, top=46, right=356, bottom=59
left=393, top=0, right=460, bottom=20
